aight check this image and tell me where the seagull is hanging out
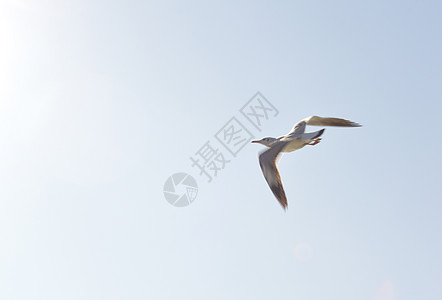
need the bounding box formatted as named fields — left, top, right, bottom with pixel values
left=252, top=116, right=361, bottom=210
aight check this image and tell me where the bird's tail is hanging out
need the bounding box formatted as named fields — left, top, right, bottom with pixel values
left=302, top=129, right=325, bottom=140
left=313, top=128, right=325, bottom=139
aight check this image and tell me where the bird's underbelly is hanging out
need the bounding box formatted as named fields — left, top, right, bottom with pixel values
left=281, top=138, right=307, bottom=152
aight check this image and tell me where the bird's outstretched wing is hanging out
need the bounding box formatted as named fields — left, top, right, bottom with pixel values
left=287, top=116, right=361, bottom=136
left=304, top=116, right=361, bottom=127
left=258, top=141, right=289, bottom=210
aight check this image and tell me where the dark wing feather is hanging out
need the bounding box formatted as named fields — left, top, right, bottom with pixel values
left=258, top=141, right=289, bottom=210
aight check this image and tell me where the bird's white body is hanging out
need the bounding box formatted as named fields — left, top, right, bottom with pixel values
left=260, top=129, right=325, bottom=153
left=280, top=138, right=309, bottom=152
left=269, top=136, right=310, bottom=152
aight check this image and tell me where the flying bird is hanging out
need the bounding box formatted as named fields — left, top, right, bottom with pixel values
left=252, top=116, right=361, bottom=210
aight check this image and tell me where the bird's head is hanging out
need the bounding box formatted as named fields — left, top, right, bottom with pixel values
left=251, top=137, right=277, bottom=147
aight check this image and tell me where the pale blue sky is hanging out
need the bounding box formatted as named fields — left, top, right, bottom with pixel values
left=1, top=0, right=441, bottom=299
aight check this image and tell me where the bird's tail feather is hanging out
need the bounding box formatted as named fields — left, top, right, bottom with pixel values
left=301, top=129, right=325, bottom=140
left=313, top=129, right=325, bottom=139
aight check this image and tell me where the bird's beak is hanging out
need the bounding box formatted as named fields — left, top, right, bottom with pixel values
left=251, top=140, right=260, bottom=143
